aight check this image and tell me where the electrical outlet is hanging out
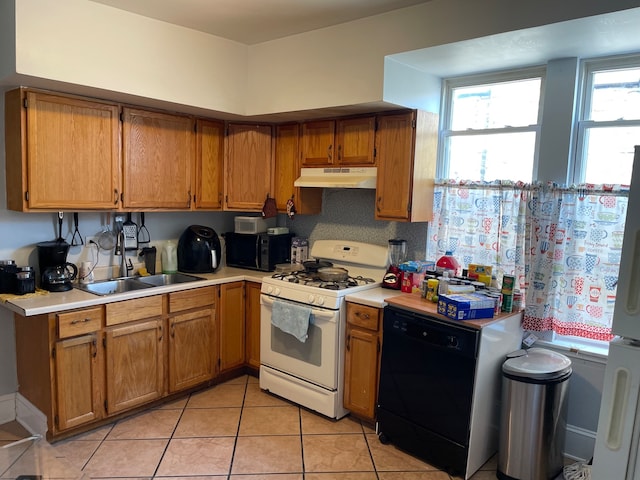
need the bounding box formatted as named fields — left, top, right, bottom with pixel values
left=86, top=235, right=99, bottom=246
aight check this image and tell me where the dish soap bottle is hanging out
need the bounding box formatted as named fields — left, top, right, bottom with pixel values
left=162, top=241, right=178, bottom=274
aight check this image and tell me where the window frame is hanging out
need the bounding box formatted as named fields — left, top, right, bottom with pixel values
left=437, top=66, right=547, bottom=181
left=572, top=54, right=640, bottom=184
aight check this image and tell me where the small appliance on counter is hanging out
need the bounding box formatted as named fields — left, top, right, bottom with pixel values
left=37, top=241, right=78, bottom=292
left=225, top=231, right=293, bottom=271
left=382, top=239, right=407, bottom=290
left=177, top=225, right=221, bottom=273
left=234, top=216, right=275, bottom=234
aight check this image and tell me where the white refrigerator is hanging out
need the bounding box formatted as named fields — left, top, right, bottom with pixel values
left=592, top=145, right=640, bottom=479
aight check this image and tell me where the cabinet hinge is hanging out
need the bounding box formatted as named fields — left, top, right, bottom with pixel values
left=51, top=347, right=56, bottom=359
left=373, top=147, right=377, bottom=158
left=23, top=98, right=28, bottom=109
left=119, top=111, right=124, bottom=122
left=54, top=415, right=58, bottom=427
left=104, top=400, right=108, bottom=413
left=102, top=337, right=106, bottom=348
left=24, top=191, right=29, bottom=202
left=411, top=119, right=416, bottom=129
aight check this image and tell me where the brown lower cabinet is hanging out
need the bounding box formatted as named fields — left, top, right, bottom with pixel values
left=343, top=301, right=382, bottom=422
left=244, top=281, right=262, bottom=370
left=13, top=285, right=223, bottom=440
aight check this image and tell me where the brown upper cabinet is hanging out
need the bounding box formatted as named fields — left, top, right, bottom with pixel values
left=301, top=116, right=375, bottom=167
left=194, top=119, right=225, bottom=210
left=273, top=123, right=322, bottom=215
left=374, top=110, right=438, bottom=222
left=5, top=88, right=121, bottom=211
left=224, top=123, right=273, bottom=211
left=121, top=107, right=194, bottom=210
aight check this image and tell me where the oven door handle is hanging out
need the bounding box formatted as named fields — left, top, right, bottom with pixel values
left=261, top=295, right=337, bottom=320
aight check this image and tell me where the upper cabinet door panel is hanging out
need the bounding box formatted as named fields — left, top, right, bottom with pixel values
left=301, top=120, right=335, bottom=167
left=194, top=119, right=224, bottom=210
left=336, top=116, right=375, bottom=166
left=24, top=91, right=121, bottom=210
left=225, top=123, right=273, bottom=211
left=122, top=108, right=194, bottom=209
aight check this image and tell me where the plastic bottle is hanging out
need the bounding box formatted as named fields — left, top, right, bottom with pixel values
left=436, top=251, right=461, bottom=277
left=438, top=271, right=450, bottom=296
left=162, top=241, right=178, bottom=274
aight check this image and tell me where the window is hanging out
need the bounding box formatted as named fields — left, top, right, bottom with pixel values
left=439, top=69, right=544, bottom=182
left=574, top=56, right=640, bottom=185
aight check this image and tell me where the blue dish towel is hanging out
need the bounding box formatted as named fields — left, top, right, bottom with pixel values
left=271, top=299, right=312, bottom=343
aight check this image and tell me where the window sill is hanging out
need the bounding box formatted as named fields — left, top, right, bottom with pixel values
left=533, top=338, right=609, bottom=364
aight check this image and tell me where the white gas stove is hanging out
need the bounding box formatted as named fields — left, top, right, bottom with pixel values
left=259, top=240, right=388, bottom=418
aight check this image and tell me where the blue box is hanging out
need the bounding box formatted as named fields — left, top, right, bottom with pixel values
left=437, top=293, right=495, bottom=320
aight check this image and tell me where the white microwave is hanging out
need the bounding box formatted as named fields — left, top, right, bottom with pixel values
left=234, top=216, right=275, bottom=234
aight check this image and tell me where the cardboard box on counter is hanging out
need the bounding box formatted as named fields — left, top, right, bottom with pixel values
left=437, top=293, right=495, bottom=320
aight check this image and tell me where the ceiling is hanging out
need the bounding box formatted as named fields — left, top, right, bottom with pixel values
left=89, top=0, right=430, bottom=45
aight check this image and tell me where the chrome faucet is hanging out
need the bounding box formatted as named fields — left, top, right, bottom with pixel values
left=116, top=231, right=134, bottom=277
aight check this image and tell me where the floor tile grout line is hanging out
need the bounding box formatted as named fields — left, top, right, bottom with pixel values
left=362, top=424, right=381, bottom=479
left=226, top=374, right=249, bottom=479
left=150, top=394, right=189, bottom=479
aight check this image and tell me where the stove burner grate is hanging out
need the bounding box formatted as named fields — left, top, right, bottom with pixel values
left=270, top=271, right=375, bottom=290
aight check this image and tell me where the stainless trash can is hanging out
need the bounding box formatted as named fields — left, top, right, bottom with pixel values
left=497, top=348, right=572, bottom=480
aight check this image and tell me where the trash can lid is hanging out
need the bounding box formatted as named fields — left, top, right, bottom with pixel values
left=502, top=347, right=572, bottom=380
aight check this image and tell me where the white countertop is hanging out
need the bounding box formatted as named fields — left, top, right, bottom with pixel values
left=1, top=267, right=268, bottom=317
left=345, top=287, right=405, bottom=308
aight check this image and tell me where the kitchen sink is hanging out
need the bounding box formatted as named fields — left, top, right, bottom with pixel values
left=75, top=278, right=155, bottom=296
left=74, top=272, right=206, bottom=296
left=136, top=273, right=205, bottom=286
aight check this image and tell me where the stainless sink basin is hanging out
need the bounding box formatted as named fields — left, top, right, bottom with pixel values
left=136, top=273, right=205, bottom=286
left=75, top=272, right=205, bottom=296
left=75, top=278, right=155, bottom=296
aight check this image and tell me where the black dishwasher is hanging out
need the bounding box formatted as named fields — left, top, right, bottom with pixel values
left=377, top=305, right=479, bottom=476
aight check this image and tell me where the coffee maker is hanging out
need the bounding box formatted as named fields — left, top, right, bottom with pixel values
left=382, top=238, right=407, bottom=290
left=37, top=241, right=77, bottom=292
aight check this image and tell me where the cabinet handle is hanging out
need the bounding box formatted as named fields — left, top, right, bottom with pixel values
left=187, top=190, right=192, bottom=208
left=376, top=196, right=382, bottom=212
left=171, top=323, right=175, bottom=338
left=346, top=334, right=351, bottom=351
left=327, top=145, right=333, bottom=161
left=337, top=144, right=342, bottom=161
left=92, top=339, right=97, bottom=358
left=158, top=325, right=163, bottom=342
left=70, top=318, right=91, bottom=325
left=356, top=312, right=370, bottom=320
left=114, top=189, right=119, bottom=205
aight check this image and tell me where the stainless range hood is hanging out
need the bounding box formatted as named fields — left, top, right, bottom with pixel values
left=294, top=167, right=377, bottom=189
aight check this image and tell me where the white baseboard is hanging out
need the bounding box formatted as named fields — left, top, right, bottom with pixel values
left=564, top=424, right=597, bottom=462
left=15, top=393, right=47, bottom=437
left=0, top=392, right=16, bottom=424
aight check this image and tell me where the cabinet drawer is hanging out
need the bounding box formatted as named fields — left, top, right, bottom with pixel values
left=105, top=295, right=163, bottom=326
left=57, top=307, right=103, bottom=338
left=346, top=303, right=380, bottom=331
left=169, top=286, right=216, bottom=313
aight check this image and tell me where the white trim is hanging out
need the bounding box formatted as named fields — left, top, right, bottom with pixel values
left=564, top=424, right=598, bottom=463
left=0, top=393, right=15, bottom=425
left=534, top=338, right=609, bottom=364
left=15, top=393, right=47, bottom=438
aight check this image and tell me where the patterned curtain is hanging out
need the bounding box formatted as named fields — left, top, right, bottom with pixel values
left=523, top=184, right=628, bottom=341
left=427, top=180, right=528, bottom=292
left=428, top=181, right=628, bottom=341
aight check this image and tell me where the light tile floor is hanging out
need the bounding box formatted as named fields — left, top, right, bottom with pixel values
left=1, top=375, right=499, bottom=479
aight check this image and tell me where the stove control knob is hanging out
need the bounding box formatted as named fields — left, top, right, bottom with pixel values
left=316, top=296, right=325, bottom=306
left=266, top=286, right=274, bottom=294
left=308, top=295, right=315, bottom=303
left=274, top=287, right=281, bottom=296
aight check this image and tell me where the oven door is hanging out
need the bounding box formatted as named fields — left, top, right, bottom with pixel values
left=260, top=294, right=341, bottom=390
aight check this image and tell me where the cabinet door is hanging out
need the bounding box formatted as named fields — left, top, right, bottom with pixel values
left=374, top=112, right=415, bottom=220
left=219, top=281, right=245, bottom=372
left=122, top=108, right=194, bottom=209
left=301, top=120, right=335, bottom=166
left=225, top=124, right=273, bottom=211
left=54, top=334, right=102, bottom=430
left=105, top=318, right=163, bottom=414
left=6, top=89, right=120, bottom=211
left=343, top=325, right=380, bottom=420
left=194, top=118, right=224, bottom=210
left=244, top=281, right=262, bottom=370
left=274, top=123, right=322, bottom=215
left=168, top=308, right=215, bottom=392
left=336, top=116, right=375, bottom=166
